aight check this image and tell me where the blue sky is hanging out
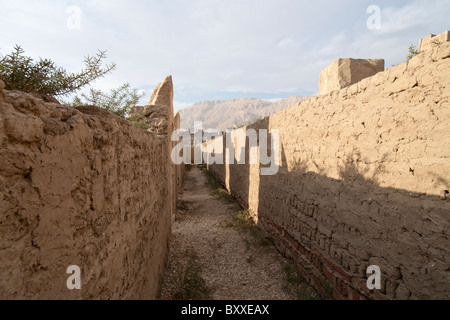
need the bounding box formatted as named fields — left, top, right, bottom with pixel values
left=0, top=0, right=449, bottom=112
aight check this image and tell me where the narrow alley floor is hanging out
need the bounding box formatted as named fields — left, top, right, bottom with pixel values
left=159, top=165, right=318, bottom=300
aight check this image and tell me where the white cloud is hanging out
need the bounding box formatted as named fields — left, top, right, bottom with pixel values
left=277, top=38, right=295, bottom=48
left=378, top=0, right=449, bottom=35
left=0, top=0, right=449, bottom=103
left=315, top=33, right=348, bottom=57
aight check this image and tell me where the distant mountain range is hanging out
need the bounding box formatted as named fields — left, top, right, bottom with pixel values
left=178, top=96, right=309, bottom=131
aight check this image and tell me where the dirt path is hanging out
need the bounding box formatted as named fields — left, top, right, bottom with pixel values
left=159, top=165, right=317, bottom=300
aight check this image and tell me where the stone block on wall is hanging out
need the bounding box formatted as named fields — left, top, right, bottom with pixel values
left=208, top=41, right=450, bottom=299
left=319, top=58, right=385, bottom=96
left=418, top=30, right=450, bottom=52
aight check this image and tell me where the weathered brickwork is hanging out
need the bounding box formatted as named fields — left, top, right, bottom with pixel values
left=0, top=77, right=179, bottom=299
left=207, top=42, right=450, bottom=300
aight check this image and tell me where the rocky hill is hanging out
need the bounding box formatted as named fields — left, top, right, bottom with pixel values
left=179, top=96, right=309, bottom=131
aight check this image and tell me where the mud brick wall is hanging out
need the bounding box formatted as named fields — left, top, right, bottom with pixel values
left=207, top=42, right=450, bottom=300
left=174, top=113, right=185, bottom=196
left=0, top=83, right=173, bottom=299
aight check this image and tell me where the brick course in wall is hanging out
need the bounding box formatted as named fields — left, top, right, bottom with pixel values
left=0, top=79, right=178, bottom=299
left=206, top=42, right=450, bottom=300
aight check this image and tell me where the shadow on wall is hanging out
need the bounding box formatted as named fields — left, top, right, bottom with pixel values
left=209, top=117, right=449, bottom=300
left=206, top=40, right=450, bottom=299
left=337, top=150, right=388, bottom=186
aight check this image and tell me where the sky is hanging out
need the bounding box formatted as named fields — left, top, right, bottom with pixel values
left=0, top=0, right=449, bottom=112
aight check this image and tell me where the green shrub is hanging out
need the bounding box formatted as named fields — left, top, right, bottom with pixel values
left=70, top=83, right=144, bottom=118
left=1, top=45, right=146, bottom=122
left=127, top=113, right=151, bottom=130
left=406, top=44, right=421, bottom=61
left=0, top=45, right=116, bottom=97
left=173, top=251, right=212, bottom=300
